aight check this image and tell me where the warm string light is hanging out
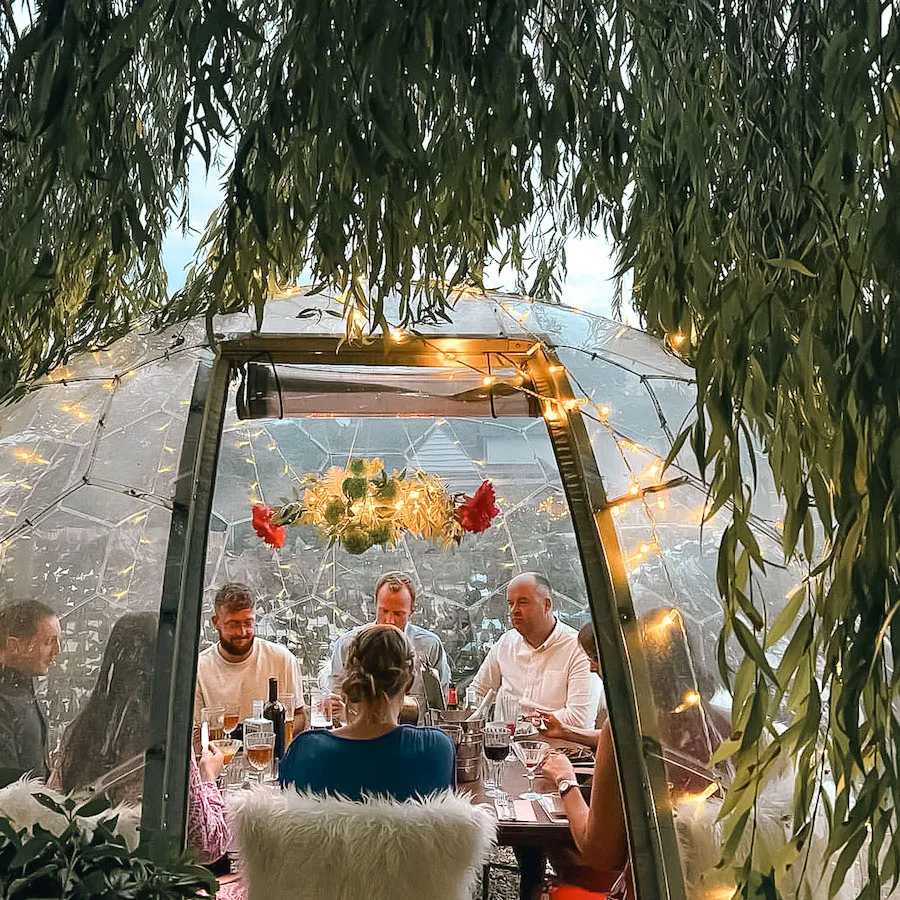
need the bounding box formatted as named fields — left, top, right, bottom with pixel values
left=14, top=449, right=49, bottom=465
left=624, top=539, right=660, bottom=569
left=542, top=400, right=563, bottom=423
left=675, top=781, right=720, bottom=806
left=645, top=608, right=682, bottom=640
left=701, top=886, right=737, bottom=900
left=60, top=402, right=92, bottom=422
left=672, top=690, right=702, bottom=713
left=248, top=321, right=693, bottom=597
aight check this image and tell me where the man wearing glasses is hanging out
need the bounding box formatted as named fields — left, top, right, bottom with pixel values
left=326, top=573, right=450, bottom=722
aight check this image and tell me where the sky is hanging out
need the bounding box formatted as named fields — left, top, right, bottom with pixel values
left=161, top=159, right=629, bottom=324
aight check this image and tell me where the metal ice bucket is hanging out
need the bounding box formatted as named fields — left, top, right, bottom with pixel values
left=428, top=709, right=484, bottom=783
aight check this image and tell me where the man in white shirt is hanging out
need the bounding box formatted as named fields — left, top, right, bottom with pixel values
left=326, top=572, right=450, bottom=721
left=194, top=583, right=306, bottom=734
left=471, top=572, right=601, bottom=729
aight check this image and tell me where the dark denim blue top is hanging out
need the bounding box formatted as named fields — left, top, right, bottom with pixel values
left=279, top=724, right=456, bottom=801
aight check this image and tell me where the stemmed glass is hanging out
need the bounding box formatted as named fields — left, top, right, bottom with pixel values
left=483, top=723, right=511, bottom=799
left=210, top=738, right=241, bottom=785
left=499, top=696, right=521, bottom=762
left=245, top=731, right=275, bottom=783
left=512, top=739, right=550, bottom=800
left=223, top=704, right=240, bottom=739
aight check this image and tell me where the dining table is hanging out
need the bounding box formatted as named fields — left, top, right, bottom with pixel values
left=460, top=758, right=580, bottom=900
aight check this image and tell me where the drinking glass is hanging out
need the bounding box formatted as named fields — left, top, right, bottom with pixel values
left=483, top=723, right=511, bottom=799
left=309, top=687, right=333, bottom=729
left=245, top=731, right=275, bottom=783
left=201, top=706, right=226, bottom=743
left=279, top=694, right=296, bottom=745
left=223, top=704, right=240, bottom=738
left=210, top=738, right=241, bottom=784
left=499, top=696, right=521, bottom=761
left=512, top=739, right=550, bottom=800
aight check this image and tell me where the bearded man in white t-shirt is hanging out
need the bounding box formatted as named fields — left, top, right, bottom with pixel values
left=194, top=583, right=307, bottom=736
left=471, top=572, right=601, bottom=729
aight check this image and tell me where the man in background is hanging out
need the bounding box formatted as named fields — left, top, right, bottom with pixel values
left=194, top=583, right=306, bottom=735
left=326, top=572, right=450, bottom=721
left=0, top=600, right=61, bottom=778
left=471, top=572, right=602, bottom=729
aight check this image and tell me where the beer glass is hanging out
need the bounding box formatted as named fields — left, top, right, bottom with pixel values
left=201, top=706, right=225, bottom=742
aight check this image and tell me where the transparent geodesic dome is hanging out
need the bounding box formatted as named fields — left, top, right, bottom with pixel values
left=0, top=287, right=796, bottom=896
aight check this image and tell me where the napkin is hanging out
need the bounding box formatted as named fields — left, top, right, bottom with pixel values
left=512, top=799, right=537, bottom=822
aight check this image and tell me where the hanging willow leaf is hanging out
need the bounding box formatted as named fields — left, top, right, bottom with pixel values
left=2, top=1, right=899, bottom=897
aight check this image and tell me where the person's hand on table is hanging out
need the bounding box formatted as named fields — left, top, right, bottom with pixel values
left=541, top=750, right=577, bottom=788
left=199, top=745, right=224, bottom=783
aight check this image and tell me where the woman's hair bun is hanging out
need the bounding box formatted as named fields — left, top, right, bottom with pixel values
left=342, top=624, right=415, bottom=704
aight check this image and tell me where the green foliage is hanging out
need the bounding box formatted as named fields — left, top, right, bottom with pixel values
left=0, top=799, right=215, bottom=900
left=2, top=0, right=899, bottom=896
left=0, top=0, right=626, bottom=399
left=620, top=2, right=900, bottom=898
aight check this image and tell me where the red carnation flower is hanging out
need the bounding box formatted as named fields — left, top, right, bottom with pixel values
left=251, top=504, right=286, bottom=548
left=457, top=481, right=500, bottom=534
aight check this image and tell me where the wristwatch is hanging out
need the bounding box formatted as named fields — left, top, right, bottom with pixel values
left=557, top=778, right=576, bottom=797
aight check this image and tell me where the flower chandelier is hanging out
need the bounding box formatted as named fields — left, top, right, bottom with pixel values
left=252, top=458, right=499, bottom=554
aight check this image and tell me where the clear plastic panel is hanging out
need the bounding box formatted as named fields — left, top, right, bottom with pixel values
left=0, top=347, right=199, bottom=803
left=606, top=446, right=794, bottom=895
left=203, top=385, right=593, bottom=687
left=0, top=288, right=794, bottom=893
left=558, top=348, right=675, bottom=460
left=498, top=298, right=693, bottom=378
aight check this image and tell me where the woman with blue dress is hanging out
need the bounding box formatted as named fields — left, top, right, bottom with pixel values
left=279, top=624, right=455, bottom=800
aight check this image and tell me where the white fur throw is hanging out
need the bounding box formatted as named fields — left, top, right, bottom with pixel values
left=233, top=786, right=497, bottom=900
left=0, top=776, right=141, bottom=850
left=673, top=768, right=863, bottom=900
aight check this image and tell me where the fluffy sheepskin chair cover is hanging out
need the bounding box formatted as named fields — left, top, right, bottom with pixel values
left=233, top=786, right=496, bottom=900
left=0, top=776, right=141, bottom=850
left=673, top=765, right=863, bottom=899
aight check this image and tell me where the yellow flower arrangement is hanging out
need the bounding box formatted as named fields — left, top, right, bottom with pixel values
left=264, top=457, right=470, bottom=554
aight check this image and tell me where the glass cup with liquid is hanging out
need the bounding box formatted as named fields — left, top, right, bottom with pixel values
left=245, top=731, right=276, bottom=783
left=223, top=704, right=240, bottom=739
left=279, top=694, right=296, bottom=746
left=210, top=738, right=241, bottom=786
left=201, top=706, right=226, bottom=742
left=512, top=739, right=550, bottom=801
left=309, top=687, right=333, bottom=729
left=483, top=722, right=511, bottom=799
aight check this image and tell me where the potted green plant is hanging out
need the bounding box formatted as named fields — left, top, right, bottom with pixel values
left=0, top=786, right=216, bottom=900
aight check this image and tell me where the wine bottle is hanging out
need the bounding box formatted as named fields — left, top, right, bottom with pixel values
left=263, top=677, right=286, bottom=759
left=447, top=683, right=459, bottom=710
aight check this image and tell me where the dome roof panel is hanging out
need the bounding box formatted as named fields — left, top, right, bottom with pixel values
left=1, top=495, right=170, bottom=610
